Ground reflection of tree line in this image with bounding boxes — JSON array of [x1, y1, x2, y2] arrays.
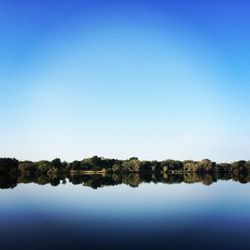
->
[[0, 157, 250, 189], [1, 171, 250, 190]]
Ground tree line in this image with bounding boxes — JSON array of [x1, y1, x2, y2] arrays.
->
[[0, 156, 250, 175]]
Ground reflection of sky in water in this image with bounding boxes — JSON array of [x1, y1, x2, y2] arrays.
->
[[1, 181, 250, 249]]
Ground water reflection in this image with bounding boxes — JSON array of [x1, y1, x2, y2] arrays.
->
[[1, 175, 250, 250], [1, 171, 250, 189]]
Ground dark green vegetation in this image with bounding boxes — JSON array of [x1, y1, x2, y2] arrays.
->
[[0, 157, 250, 189], [1, 156, 250, 174]]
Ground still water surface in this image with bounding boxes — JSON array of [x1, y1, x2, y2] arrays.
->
[[1, 180, 250, 250]]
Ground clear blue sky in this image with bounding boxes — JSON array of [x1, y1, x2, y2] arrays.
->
[[0, 0, 249, 162]]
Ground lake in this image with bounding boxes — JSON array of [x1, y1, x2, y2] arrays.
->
[[1, 179, 250, 250]]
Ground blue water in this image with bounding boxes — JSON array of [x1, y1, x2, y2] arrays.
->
[[1, 181, 250, 249]]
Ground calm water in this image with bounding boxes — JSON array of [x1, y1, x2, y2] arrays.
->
[[1, 180, 250, 250]]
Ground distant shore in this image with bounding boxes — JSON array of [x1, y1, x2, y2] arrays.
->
[[1, 156, 250, 176]]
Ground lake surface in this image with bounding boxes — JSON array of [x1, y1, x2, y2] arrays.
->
[[1, 180, 250, 250]]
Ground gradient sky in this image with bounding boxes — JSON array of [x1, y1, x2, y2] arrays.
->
[[0, 0, 249, 162]]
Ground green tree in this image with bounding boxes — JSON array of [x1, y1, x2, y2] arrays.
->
[[0, 158, 18, 173], [232, 161, 247, 173], [51, 158, 63, 170]]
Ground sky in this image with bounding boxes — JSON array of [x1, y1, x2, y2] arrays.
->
[[0, 0, 249, 162]]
